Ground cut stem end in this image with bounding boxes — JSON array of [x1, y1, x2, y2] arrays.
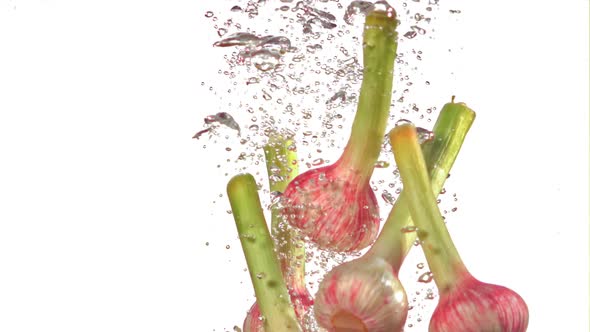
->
[[332, 311, 368, 332]]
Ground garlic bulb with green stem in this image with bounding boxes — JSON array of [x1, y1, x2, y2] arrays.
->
[[227, 174, 302, 332], [243, 134, 312, 332], [314, 100, 476, 332], [390, 122, 529, 332], [281, 4, 399, 253]]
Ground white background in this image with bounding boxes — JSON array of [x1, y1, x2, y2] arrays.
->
[[0, 0, 588, 331]]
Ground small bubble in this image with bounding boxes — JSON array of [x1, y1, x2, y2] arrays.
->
[[404, 30, 418, 39], [256, 272, 266, 279], [226, 245, 231, 249], [230, 6, 243, 12], [312, 158, 325, 166], [411, 25, 427, 35], [418, 271, 434, 283], [343, 1, 375, 25], [416, 127, 435, 144], [374, 160, 390, 168], [381, 190, 395, 204], [395, 118, 413, 126], [306, 44, 323, 54], [326, 90, 347, 105], [292, 54, 305, 62], [205, 11, 214, 17], [246, 77, 260, 85], [401, 225, 417, 233]]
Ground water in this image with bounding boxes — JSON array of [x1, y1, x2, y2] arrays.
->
[[418, 271, 434, 283], [200, 0, 455, 330], [344, 1, 375, 25], [416, 126, 435, 143], [192, 112, 241, 139], [213, 32, 261, 47]]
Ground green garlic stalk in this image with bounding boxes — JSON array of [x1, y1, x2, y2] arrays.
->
[[227, 174, 302, 332]]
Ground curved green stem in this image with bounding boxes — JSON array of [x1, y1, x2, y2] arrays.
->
[[339, 9, 398, 181], [227, 174, 302, 332], [367, 101, 476, 275], [390, 122, 472, 294], [263, 134, 306, 290]]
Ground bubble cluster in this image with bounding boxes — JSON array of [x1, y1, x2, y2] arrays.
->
[[199, 1, 465, 330]]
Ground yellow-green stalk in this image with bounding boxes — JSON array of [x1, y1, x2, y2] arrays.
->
[[367, 100, 476, 272], [281, 5, 398, 253], [390, 123, 528, 332], [313, 99, 476, 332], [227, 174, 302, 332], [243, 134, 312, 332]]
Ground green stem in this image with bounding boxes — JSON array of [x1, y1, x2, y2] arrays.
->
[[227, 174, 302, 332], [389, 123, 470, 294], [339, 9, 398, 181], [263, 134, 306, 290], [367, 101, 476, 275]]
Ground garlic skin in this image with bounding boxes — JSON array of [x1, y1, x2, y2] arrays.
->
[[243, 302, 264, 332], [429, 276, 529, 332], [314, 257, 408, 332], [243, 289, 313, 332], [281, 163, 380, 252], [280, 6, 399, 253]]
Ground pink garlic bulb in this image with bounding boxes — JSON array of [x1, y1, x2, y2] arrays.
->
[[429, 275, 529, 332], [282, 163, 380, 252], [243, 288, 313, 332], [280, 5, 399, 252], [314, 257, 407, 332], [390, 123, 529, 332]]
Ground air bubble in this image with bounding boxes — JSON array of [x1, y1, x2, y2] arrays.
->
[[418, 271, 434, 283], [404, 30, 418, 39], [381, 190, 395, 204], [401, 225, 417, 233], [395, 119, 413, 126], [374, 160, 390, 168], [411, 25, 427, 35], [416, 127, 434, 144], [217, 28, 227, 37], [343, 1, 375, 25], [312, 158, 325, 166]]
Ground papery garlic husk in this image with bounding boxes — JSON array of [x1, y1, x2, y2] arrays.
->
[[281, 163, 380, 253], [314, 257, 408, 332], [429, 275, 529, 332]]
